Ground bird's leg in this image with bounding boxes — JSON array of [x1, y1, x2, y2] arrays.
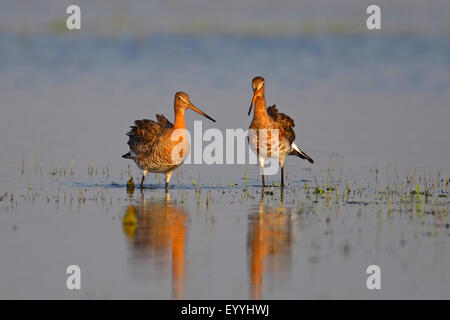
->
[[259, 156, 265, 188], [279, 157, 286, 188], [165, 170, 173, 191], [139, 170, 147, 189]]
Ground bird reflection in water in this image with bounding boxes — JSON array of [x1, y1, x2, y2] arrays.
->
[[248, 190, 293, 299], [122, 192, 187, 299]]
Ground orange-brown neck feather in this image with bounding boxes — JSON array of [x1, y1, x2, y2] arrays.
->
[[173, 108, 186, 129], [253, 94, 268, 120]]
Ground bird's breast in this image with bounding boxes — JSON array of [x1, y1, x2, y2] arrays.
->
[[248, 123, 287, 159], [166, 129, 190, 165]]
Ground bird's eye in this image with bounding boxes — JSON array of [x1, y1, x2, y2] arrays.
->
[[177, 96, 181, 100]]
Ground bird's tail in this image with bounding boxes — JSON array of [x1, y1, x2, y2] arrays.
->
[[122, 152, 132, 159], [290, 143, 314, 164]]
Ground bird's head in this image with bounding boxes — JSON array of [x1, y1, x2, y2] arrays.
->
[[174, 91, 215, 122], [248, 76, 265, 116]]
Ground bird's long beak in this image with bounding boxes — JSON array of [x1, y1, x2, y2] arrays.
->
[[188, 103, 216, 122], [248, 91, 257, 116]]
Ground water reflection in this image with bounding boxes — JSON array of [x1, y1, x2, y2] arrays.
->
[[122, 192, 187, 299], [248, 191, 294, 299]]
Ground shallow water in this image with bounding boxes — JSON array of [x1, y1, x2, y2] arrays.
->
[[0, 32, 449, 299]]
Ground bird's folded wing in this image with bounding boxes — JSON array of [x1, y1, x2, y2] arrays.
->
[[156, 114, 174, 129], [126, 117, 169, 155], [267, 105, 296, 145]]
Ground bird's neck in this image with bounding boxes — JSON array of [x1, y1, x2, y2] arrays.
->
[[253, 94, 268, 120], [173, 109, 186, 129]]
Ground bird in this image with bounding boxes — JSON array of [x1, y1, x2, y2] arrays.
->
[[248, 76, 314, 187], [122, 91, 215, 190]]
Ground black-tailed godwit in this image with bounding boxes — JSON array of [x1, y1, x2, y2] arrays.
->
[[122, 92, 215, 190], [248, 76, 314, 187]]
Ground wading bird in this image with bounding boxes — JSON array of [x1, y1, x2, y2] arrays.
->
[[248, 76, 314, 187], [122, 92, 215, 190]]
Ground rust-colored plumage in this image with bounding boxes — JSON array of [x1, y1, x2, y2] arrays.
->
[[122, 92, 215, 190], [248, 76, 314, 187]]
